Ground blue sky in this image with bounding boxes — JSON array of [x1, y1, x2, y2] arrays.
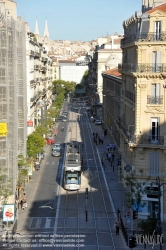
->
[[16, 0, 142, 41]]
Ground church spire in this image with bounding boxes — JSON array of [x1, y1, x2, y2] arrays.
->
[[34, 19, 39, 35], [44, 19, 49, 38]]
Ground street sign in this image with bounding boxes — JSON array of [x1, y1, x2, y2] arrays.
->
[[126, 216, 131, 223], [126, 211, 130, 217]]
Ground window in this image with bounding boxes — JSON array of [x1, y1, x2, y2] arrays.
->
[[151, 83, 160, 104], [151, 117, 159, 141], [149, 152, 159, 176], [154, 21, 161, 40], [152, 51, 161, 72]]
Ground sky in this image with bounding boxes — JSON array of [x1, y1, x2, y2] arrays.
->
[[16, 0, 142, 42]]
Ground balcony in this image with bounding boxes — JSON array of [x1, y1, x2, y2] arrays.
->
[[147, 95, 163, 105], [41, 57, 48, 62], [40, 66, 47, 72], [118, 63, 166, 74], [121, 32, 166, 46], [34, 64, 40, 70], [34, 52, 40, 58], [129, 135, 164, 146], [30, 96, 36, 103], [30, 80, 34, 85], [30, 50, 35, 56]]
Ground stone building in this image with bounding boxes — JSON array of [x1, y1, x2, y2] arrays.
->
[[88, 34, 123, 106], [102, 68, 122, 148], [118, 2, 166, 220]]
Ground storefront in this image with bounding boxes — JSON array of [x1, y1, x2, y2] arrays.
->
[[137, 185, 163, 221]]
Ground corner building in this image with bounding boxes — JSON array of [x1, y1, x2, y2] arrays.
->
[[119, 3, 166, 221]]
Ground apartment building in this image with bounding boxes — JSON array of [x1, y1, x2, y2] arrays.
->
[[26, 21, 53, 135], [0, 1, 27, 201], [102, 68, 122, 148], [118, 2, 166, 220], [88, 34, 123, 106]]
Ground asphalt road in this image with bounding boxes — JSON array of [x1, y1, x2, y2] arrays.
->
[[2, 100, 126, 250]]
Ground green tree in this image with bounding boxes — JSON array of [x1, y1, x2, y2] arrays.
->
[[138, 218, 157, 233], [0, 167, 12, 204], [17, 154, 31, 185], [81, 70, 89, 87], [27, 132, 45, 158], [124, 171, 146, 209], [122, 170, 148, 232], [52, 80, 76, 95]]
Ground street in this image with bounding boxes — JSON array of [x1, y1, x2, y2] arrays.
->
[[4, 100, 127, 250]]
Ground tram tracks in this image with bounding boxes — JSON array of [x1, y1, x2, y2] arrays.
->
[[81, 105, 116, 250]]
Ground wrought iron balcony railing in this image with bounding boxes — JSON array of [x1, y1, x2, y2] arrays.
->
[[129, 135, 164, 145], [34, 52, 40, 58], [118, 63, 166, 73], [147, 95, 163, 105], [121, 32, 166, 46], [30, 50, 35, 56]]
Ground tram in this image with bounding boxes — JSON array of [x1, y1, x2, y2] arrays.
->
[[63, 142, 81, 190]]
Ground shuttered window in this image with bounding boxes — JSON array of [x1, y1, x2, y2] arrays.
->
[[150, 152, 159, 176]]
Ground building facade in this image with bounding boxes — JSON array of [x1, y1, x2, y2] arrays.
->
[[102, 68, 122, 149], [88, 34, 123, 105], [26, 21, 53, 135], [0, 1, 27, 201], [118, 3, 166, 220]]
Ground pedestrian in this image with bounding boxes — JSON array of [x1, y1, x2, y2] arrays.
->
[[94, 137, 97, 145], [93, 135, 96, 143], [96, 132, 98, 138], [107, 144, 110, 152], [104, 129, 107, 137], [98, 137, 101, 144], [112, 153, 115, 162], [114, 221, 120, 235], [107, 152, 112, 162], [109, 144, 113, 151], [100, 135, 104, 144], [21, 193, 27, 210]]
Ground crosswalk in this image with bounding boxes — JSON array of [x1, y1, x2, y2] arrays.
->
[[28, 217, 55, 229]]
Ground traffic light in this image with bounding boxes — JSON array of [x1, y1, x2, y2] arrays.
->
[[129, 236, 137, 248], [133, 209, 138, 220]]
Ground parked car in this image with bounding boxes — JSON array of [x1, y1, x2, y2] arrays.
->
[[62, 117, 67, 122], [46, 138, 55, 144], [34, 161, 40, 171], [52, 148, 61, 157], [95, 120, 102, 125], [57, 116, 63, 121], [62, 112, 68, 117], [52, 143, 61, 150]]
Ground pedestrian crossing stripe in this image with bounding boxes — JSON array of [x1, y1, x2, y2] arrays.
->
[[28, 216, 116, 229], [28, 217, 55, 229]]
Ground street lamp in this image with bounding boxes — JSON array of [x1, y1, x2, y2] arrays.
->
[[151, 176, 166, 250]]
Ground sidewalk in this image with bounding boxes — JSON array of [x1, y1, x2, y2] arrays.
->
[[91, 121, 166, 249]]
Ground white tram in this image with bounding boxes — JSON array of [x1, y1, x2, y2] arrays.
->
[[63, 142, 81, 190]]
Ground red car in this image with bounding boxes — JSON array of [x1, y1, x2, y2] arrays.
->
[[46, 138, 55, 144]]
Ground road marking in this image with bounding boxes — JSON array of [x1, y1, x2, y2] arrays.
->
[[45, 218, 51, 228], [46, 162, 49, 165], [35, 218, 42, 228]]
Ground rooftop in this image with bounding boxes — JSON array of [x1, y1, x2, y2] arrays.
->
[[146, 3, 166, 13], [103, 67, 122, 78]]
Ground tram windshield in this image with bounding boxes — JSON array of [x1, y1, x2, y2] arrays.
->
[[65, 172, 81, 184]]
